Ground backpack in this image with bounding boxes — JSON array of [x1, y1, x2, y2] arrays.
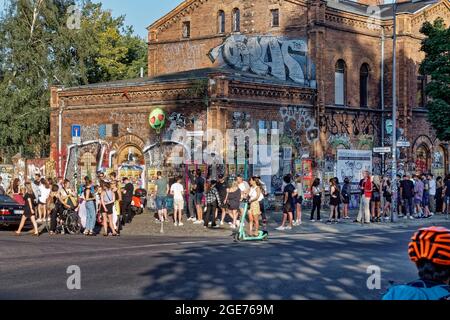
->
[[383, 280, 450, 300]]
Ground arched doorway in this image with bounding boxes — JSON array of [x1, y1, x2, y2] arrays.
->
[[415, 144, 430, 174]]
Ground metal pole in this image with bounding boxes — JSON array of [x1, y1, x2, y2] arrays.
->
[[391, 2, 398, 223], [381, 27, 385, 175]]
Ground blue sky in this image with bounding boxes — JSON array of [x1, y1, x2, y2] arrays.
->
[[0, 0, 185, 39], [92, 0, 184, 39]]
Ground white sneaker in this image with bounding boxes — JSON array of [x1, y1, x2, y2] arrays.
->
[[230, 225, 236, 229], [275, 226, 286, 231], [310, 219, 315, 222], [292, 221, 298, 226], [187, 217, 192, 221], [191, 218, 197, 222], [297, 221, 302, 225], [178, 222, 184, 226], [404, 216, 408, 219], [208, 222, 212, 226], [220, 221, 224, 226], [285, 226, 292, 230], [193, 220, 202, 224], [410, 216, 415, 220], [174, 222, 178, 226]]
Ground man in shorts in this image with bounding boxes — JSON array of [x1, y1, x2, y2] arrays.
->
[[154, 171, 169, 222], [170, 176, 185, 226]]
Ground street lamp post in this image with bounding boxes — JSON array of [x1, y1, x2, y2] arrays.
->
[[391, 1, 398, 223]]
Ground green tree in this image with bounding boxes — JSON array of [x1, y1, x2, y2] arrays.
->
[[0, 0, 147, 159], [419, 17, 450, 142]]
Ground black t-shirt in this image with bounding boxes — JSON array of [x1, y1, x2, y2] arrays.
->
[[123, 183, 134, 202], [400, 180, 414, 199], [445, 181, 450, 196], [195, 177, 205, 193], [284, 184, 296, 203], [216, 181, 227, 201], [23, 193, 35, 213]]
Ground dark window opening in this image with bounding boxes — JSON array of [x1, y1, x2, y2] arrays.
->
[[232, 8, 240, 32], [218, 10, 225, 33], [182, 21, 190, 38], [271, 9, 280, 27], [360, 63, 369, 108]]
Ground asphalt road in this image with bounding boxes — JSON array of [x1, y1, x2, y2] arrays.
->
[[1, 223, 449, 300]]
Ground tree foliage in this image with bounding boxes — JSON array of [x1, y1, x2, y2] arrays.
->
[[419, 17, 450, 142], [0, 0, 147, 158]]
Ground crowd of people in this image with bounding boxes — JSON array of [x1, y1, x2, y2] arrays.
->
[[3, 171, 139, 237], [2, 169, 450, 237]]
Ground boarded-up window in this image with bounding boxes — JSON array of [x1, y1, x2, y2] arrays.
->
[[182, 21, 190, 38]]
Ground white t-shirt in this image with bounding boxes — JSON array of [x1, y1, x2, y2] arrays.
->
[[38, 185, 50, 203], [249, 186, 264, 202], [295, 183, 304, 197], [170, 183, 184, 201], [238, 181, 250, 193], [429, 179, 436, 196]]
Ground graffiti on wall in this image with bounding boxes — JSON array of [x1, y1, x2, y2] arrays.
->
[[279, 107, 319, 149], [232, 112, 252, 130], [319, 111, 381, 137], [209, 35, 316, 87]]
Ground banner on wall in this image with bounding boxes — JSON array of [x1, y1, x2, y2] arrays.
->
[[337, 150, 372, 184]]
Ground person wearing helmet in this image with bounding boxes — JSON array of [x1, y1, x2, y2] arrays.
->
[[383, 226, 450, 300]]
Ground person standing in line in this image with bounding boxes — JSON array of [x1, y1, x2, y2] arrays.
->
[[341, 177, 351, 220], [216, 174, 228, 226], [37, 178, 51, 223], [193, 169, 205, 225], [356, 171, 372, 224], [395, 174, 403, 217], [427, 174, 436, 215], [203, 180, 222, 229], [186, 170, 197, 222], [254, 176, 268, 225], [327, 178, 340, 224], [111, 180, 122, 233], [15, 182, 39, 236], [382, 177, 392, 220], [400, 174, 415, 220], [222, 181, 241, 228], [154, 171, 169, 223], [435, 176, 444, 214], [333, 177, 342, 221], [83, 178, 96, 236], [443, 174, 450, 215], [421, 174, 431, 218], [355, 173, 366, 223], [170, 176, 185, 226], [294, 174, 304, 225], [121, 177, 134, 224], [101, 182, 118, 236], [276, 175, 295, 230], [310, 178, 322, 222], [413, 175, 425, 218], [371, 175, 382, 223]]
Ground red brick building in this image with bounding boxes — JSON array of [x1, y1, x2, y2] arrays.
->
[[50, 0, 450, 194]]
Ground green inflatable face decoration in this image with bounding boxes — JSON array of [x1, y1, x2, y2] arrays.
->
[[149, 108, 166, 133]]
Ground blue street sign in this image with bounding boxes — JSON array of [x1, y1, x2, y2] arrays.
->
[[72, 125, 81, 138]]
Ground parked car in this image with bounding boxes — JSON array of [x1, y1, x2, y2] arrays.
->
[[0, 195, 26, 228]]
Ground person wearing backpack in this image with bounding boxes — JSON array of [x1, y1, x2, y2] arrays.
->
[[383, 226, 450, 300]]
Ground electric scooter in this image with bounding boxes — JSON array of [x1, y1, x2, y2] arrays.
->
[[232, 200, 269, 242]]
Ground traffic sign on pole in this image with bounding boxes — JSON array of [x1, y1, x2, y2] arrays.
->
[[373, 147, 391, 154]]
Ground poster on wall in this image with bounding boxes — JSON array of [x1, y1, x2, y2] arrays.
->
[[337, 150, 372, 184], [301, 159, 313, 199], [0, 165, 14, 191]]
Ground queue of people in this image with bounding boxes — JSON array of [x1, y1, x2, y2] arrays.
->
[[9, 171, 140, 237]]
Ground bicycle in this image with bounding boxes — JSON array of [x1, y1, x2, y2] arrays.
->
[[45, 208, 82, 235]]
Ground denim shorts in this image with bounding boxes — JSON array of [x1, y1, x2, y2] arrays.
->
[[155, 196, 167, 210], [414, 198, 422, 206], [195, 193, 204, 206]]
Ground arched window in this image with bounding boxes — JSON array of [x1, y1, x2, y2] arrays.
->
[[335, 59, 346, 106], [232, 8, 240, 32], [218, 10, 225, 34], [360, 63, 369, 108]]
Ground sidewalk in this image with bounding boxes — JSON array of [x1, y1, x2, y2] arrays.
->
[[121, 209, 450, 237]]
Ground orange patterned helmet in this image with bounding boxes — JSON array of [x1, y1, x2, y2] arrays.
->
[[408, 227, 450, 266]]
